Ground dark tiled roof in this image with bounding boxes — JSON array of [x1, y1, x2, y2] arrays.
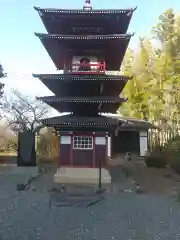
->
[[37, 96, 126, 104], [33, 73, 131, 81], [34, 6, 137, 15], [110, 116, 157, 129], [39, 114, 156, 130], [41, 115, 120, 128], [34, 33, 133, 40]]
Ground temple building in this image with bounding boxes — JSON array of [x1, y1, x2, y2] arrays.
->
[[33, 1, 141, 184]]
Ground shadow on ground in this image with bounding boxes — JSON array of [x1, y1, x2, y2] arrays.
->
[[0, 156, 17, 164]]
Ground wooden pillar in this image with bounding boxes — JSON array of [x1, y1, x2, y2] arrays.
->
[[105, 132, 108, 166], [57, 132, 60, 167], [93, 132, 96, 168], [94, 133, 106, 168], [60, 134, 71, 166], [70, 132, 73, 166]]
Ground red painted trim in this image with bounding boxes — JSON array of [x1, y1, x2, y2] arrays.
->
[[92, 135, 95, 168], [73, 132, 95, 136], [60, 132, 73, 136], [58, 136, 61, 168], [60, 165, 94, 168], [59, 135, 72, 167], [71, 71, 105, 75], [70, 63, 106, 75], [72, 63, 105, 67], [73, 132, 105, 136]]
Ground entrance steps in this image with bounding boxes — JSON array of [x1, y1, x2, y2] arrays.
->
[[54, 167, 111, 184]]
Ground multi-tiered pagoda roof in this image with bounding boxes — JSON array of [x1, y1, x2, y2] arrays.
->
[[34, 6, 135, 34], [34, 32, 133, 71], [33, 4, 136, 132]]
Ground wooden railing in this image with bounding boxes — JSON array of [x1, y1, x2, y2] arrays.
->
[[65, 63, 106, 74]]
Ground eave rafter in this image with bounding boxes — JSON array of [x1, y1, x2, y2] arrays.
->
[[36, 96, 126, 114], [32, 73, 132, 81], [41, 115, 121, 129], [34, 33, 134, 40], [36, 96, 127, 104], [34, 6, 137, 15]]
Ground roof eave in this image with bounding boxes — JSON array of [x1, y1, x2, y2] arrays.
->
[[36, 96, 127, 104], [34, 32, 134, 40], [32, 73, 132, 81], [34, 6, 137, 14], [39, 115, 120, 128]]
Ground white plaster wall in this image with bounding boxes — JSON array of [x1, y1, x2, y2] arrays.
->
[[108, 136, 111, 158], [139, 131, 148, 156], [95, 136, 106, 145], [60, 136, 71, 145]]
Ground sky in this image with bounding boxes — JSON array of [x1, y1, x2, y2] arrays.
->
[[0, 0, 180, 99]]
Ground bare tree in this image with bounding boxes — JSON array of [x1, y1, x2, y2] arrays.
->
[[3, 89, 50, 132]]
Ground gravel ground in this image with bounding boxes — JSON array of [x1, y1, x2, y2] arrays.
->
[[0, 172, 180, 240], [1, 173, 180, 239]]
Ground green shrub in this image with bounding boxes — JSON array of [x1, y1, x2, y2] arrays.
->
[[145, 146, 167, 168], [145, 155, 167, 168], [165, 135, 180, 174], [169, 152, 180, 174]]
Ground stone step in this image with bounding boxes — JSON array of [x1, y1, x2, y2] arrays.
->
[[54, 167, 111, 184], [50, 190, 104, 208]]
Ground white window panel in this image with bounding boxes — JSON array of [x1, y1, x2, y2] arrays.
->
[[73, 136, 93, 150], [140, 136, 148, 156], [95, 137, 106, 145], [140, 131, 147, 137], [60, 136, 71, 145]]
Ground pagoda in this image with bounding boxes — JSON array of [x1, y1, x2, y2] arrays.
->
[[33, 1, 136, 184]]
